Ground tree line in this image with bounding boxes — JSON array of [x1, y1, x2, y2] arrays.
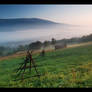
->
[[0, 34, 92, 57], [0, 38, 56, 57]]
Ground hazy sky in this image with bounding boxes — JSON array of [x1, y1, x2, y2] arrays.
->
[[1, 5, 92, 44], [0, 5, 92, 25]]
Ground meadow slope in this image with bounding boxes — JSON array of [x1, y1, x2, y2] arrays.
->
[[0, 42, 92, 88]]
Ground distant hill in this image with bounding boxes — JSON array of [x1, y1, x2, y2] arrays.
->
[[0, 18, 71, 32], [57, 34, 92, 45]]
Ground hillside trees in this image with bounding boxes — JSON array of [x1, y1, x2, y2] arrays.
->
[[51, 38, 56, 46], [43, 41, 51, 48], [29, 41, 42, 50]]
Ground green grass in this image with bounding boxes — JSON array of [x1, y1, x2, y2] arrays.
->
[[0, 43, 92, 88]]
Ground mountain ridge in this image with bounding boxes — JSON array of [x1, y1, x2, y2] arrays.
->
[[0, 18, 70, 26], [0, 18, 65, 32]]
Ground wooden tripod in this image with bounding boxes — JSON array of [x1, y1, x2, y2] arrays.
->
[[16, 50, 40, 81]]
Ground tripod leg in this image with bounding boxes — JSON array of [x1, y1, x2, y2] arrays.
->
[[21, 62, 27, 81], [16, 63, 25, 78], [31, 60, 40, 77], [16, 63, 24, 74], [29, 60, 32, 73]]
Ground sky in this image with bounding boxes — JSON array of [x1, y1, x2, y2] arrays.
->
[[1, 5, 92, 44], [0, 5, 92, 26]]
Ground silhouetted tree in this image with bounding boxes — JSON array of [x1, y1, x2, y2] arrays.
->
[[40, 49, 45, 57], [51, 38, 56, 46], [43, 41, 50, 48], [29, 41, 42, 50]]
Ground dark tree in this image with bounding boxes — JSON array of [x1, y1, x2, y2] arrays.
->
[[51, 38, 56, 46], [40, 50, 45, 57], [0, 46, 6, 52], [43, 41, 50, 48], [29, 41, 42, 50]]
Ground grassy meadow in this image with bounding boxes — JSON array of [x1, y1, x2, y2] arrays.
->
[[0, 42, 92, 88]]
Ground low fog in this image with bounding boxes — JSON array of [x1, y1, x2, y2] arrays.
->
[[0, 25, 92, 44]]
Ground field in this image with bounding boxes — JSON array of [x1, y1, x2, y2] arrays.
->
[[0, 42, 92, 88]]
